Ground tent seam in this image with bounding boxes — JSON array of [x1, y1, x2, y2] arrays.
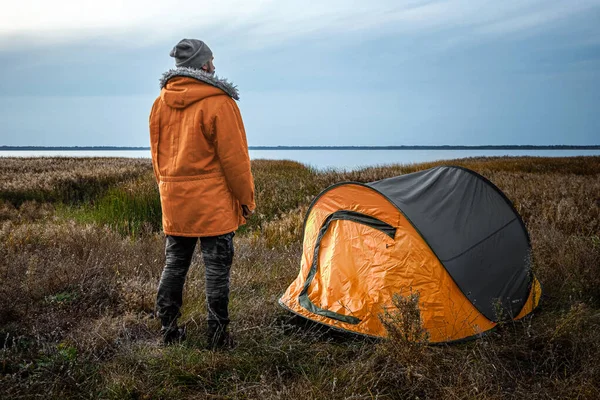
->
[[440, 217, 518, 262]]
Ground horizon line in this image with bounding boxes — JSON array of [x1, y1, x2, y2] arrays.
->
[[1, 145, 600, 150]]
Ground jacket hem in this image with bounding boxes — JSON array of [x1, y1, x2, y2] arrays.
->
[[163, 225, 239, 238]]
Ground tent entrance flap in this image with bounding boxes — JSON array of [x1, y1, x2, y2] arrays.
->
[[298, 210, 396, 325]]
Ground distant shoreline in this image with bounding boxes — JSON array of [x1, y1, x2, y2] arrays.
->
[[1, 145, 600, 151]]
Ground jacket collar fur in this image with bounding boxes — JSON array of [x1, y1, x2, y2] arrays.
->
[[159, 67, 240, 101]]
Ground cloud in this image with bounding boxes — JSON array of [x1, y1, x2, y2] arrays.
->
[[2, 0, 599, 50]]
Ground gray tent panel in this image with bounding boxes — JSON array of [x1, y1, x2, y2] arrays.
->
[[441, 219, 531, 319], [368, 166, 531, 321]]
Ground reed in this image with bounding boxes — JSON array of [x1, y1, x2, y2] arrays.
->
[[0, 157, 151, 205]]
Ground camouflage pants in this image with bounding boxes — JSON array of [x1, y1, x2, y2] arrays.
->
[[156, 232, 235, 329]]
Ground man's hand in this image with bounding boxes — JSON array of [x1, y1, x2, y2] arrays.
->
[[242, 205, 255, 219]]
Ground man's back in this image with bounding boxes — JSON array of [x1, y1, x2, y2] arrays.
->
[[149, 70, 254, 237]]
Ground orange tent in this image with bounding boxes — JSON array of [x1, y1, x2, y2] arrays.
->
[[279, 166, 541, 343]]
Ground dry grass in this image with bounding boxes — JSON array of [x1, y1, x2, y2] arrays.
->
[[0, 157, 151, 205], [1, 156, 599, 399]]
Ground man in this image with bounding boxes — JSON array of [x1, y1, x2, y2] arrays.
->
[[149, 38, 256, 348]]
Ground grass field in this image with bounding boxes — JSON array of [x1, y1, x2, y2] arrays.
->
[[1, 156, 599, 399]]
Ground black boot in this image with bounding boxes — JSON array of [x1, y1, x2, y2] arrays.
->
[[161, 321, 186, 345], [206, 322, 234, 350]]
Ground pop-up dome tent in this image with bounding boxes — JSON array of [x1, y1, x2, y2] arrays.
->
[[279, 166, 541, 343]]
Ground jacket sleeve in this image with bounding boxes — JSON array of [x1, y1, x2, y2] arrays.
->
[[149, 99, 160, 184], [213, 98, 256, 210]]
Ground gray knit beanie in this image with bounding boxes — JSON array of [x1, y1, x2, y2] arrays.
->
[[170, 39, 213, 70]]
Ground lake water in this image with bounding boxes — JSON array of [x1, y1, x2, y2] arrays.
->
[[1, 149, 599, 170]]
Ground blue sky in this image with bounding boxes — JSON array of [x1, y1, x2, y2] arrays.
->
[[0, 0, 599, 146]]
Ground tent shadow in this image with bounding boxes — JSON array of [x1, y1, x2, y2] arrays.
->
[[275, 314, 380, 345]]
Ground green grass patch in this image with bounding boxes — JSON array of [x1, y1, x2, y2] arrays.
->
[[58, 173, 162, 237]]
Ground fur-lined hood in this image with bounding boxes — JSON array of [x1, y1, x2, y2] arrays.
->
[[159, 67, 239, 101]]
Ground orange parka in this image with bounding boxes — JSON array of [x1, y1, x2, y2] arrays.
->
[[149, 68, 255, 237]]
